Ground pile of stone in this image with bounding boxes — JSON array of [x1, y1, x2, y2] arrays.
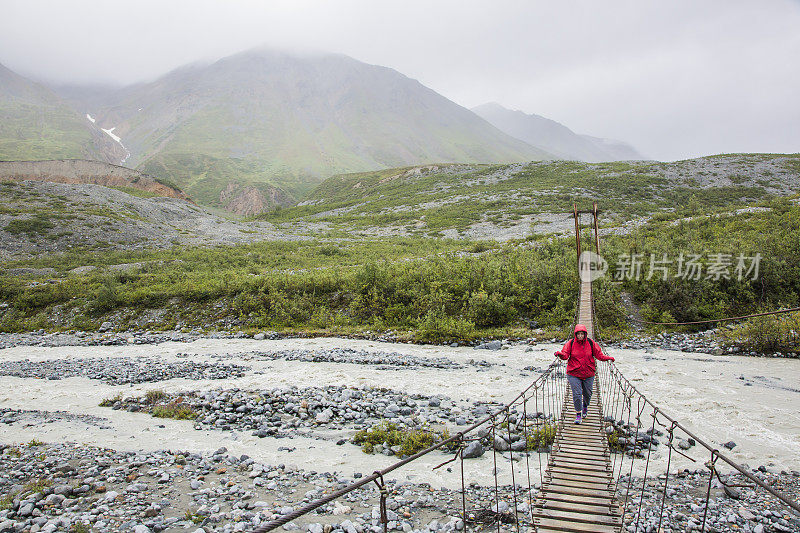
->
[[208, 348, 467, 370], [603, 416, 667, 456], [0, 357, 249, 385], [1, 441, 797, 533], [619, 468, 800, 532], [104, 386, 505, 443], [0, 408, 111, 429]]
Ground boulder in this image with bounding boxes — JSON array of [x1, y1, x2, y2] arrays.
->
[[462, 441, 485, 459]]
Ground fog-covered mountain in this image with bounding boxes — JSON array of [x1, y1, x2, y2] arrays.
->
[[0, 62, 124, 163], [472, 102, 644, 162], [60, 49, 553, 213]]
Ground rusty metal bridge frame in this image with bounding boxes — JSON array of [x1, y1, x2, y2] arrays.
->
[[255, 204, 800, 533]]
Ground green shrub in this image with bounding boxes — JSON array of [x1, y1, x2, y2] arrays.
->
[[184, 509, 205, 524], [352, 422, 451, 456], [4, 215, 54, 235], [88, 280, 121, 315], [718, 311, 800, 354], [21, 478, 52, 494], [416, 310, 476, 343], [152, 401, 197, 420], [607, 428, 626, 452], [145, 389, 167, 404], [0, 493, 12, 511], [526, 422, 557, 450], [466, 288, 515, 327], [99, 393, 122, 407]]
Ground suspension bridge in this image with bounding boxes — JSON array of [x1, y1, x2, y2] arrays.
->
[[255, 204, 800, 533]]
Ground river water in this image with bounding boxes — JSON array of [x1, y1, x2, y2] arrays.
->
[[0, 337, 797, 489]]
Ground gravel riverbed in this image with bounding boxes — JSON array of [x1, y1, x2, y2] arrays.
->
[[1, 335, 798, 532], [1, 442, 798, 533]]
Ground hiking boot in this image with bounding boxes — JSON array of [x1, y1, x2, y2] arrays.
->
[[582, 407, 588, 418], [574, 414, 582, 424]]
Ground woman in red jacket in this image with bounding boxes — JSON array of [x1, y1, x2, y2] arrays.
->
[[555, 324, 614, 424]]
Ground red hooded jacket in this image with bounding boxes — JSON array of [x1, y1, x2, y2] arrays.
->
[[555, 324, 614, 379]]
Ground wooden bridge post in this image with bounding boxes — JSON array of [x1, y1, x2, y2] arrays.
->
[[593, 202, 601, 256], [573, 204, 581, 268]]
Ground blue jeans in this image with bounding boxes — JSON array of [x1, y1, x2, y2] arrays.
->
[[567, 375, 594, 414]]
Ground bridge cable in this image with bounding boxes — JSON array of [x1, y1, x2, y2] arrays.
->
[[629, 305, 800, 326]]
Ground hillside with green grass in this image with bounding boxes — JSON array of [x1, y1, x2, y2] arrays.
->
[[1, 151, 798, 351], [0, 63, 122, 163], [1, 200, 798, 349], [259, 153, 800, 239]]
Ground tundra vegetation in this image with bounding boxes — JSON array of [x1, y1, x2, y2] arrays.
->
[[0, 158, 798, 353]]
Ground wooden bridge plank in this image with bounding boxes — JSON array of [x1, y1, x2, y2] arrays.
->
[[548, 461, 610, 473], [533, 517, 619, 533], [548, 467, 612, 480], [540, 485, 616, 500], [539, 499, 617, 515], [533, 507, 619, 526]]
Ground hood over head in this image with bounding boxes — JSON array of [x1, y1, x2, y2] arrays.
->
[[574, 324, 588, 337]]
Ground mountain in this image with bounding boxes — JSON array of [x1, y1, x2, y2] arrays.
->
[[71, 49, 553, 213], [0, 63, 123, 163], [471, 102, 645, 162]]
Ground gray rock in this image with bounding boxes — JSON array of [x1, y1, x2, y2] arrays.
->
[[6, 267, 56, 278], [18, 503, 34, 517], [490, 501, 509, 513], [52, 484, 73, 496], [475, 340, 502, 351], [340, 519, 358, 533], [493, 435, 510, 452], [315, 409, 333, 423], [738, 507, 755, 520], [510, 439, 527, 452], [462, 441, 485, 459], [724, 485, 741, 499]]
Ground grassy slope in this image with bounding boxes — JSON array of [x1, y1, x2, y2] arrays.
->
[[260, 154, 800, 235], [135, 99, 551, 208], [0, 101, 99, 161], [0, 63, 109, 162], [1, 153, 798, 347], [1, 202, 798, 345]]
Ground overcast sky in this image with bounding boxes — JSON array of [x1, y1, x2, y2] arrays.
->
[[2, 0, 799, 161]]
